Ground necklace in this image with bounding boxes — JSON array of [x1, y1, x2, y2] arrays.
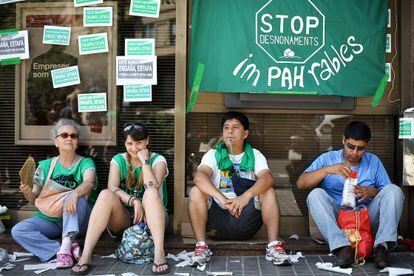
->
[[59, 154, 77, 169]]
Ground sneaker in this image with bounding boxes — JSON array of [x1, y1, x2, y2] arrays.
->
[[190, 241, 212, 267], [265, 240, 291, 266]]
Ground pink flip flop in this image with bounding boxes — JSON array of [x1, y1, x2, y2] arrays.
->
[[56, 252, 74, 269], [71, 243, 81, 262]]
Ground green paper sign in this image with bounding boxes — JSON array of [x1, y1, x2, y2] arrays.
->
[[51, 66, 80, 88], [129, 0, 160, 18], [78, 33, 108, 55], [74, 0, 103, 8], [124, 85, 152, 102], [78, 93, 107, 112], [189, 0, 387, 97], [84, 7, 113, 27], [399, 118, 414, 139], [125, 39, 155, 56], [43, 25, 71, 46]]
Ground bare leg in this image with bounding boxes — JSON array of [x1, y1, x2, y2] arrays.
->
[[188, 186, 209, 242], [259, 187, 280, 242], [142, 187, 167, 273], [72, 189, 129, 272]]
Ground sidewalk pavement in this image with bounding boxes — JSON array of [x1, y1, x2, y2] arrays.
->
[[2, 252, 414, 276]]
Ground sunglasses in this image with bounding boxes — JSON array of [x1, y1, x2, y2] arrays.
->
[[123, 123, 144, 132], [55, 132, 79, 139], [345, 142, 365, 152]]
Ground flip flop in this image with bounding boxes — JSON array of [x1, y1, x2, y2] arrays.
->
[[71, 243, 81, 262], [71, 263, 94, 275], [151, 262, 170, 275]]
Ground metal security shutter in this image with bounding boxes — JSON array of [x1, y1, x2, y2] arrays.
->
[[186, 113, 395, 217], [0, 1, 176, 212]]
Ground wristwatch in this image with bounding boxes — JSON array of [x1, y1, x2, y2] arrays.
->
[[143, 159, 150, 165]]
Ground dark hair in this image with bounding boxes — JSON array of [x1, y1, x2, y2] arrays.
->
[[344, 121, 371, 142], [122, 122, 149, 142], [122, 122, 149, 190], [221, 111, 249, 130]]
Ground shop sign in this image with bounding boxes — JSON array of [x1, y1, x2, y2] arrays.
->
[[78, 33, 108, 55], [399, 118, 414, 139], [0, 0, 24, 4], [189, 0, 388, 97], [125, 38, 154, 56], [83, 7, 113, 27], [124, 85, 152, 102], [74, 0, 103, 8], [116, 56, 157, 85], [78, 92, 107, 112], [0, 30, 29, 60], [51, 65, 80, 88], [43, 25, 71, 45], [129, 0, 160, 18]]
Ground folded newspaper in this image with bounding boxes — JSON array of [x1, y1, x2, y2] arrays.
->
[[19, 156, 35, 187]]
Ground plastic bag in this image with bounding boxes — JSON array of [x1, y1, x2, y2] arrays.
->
[[341, 170, 358, 208]]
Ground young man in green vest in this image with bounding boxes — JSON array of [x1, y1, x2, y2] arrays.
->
[[188, 111, 290, 266]]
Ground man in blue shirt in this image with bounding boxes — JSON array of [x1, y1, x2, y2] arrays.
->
[[297, 121, 404, 269]]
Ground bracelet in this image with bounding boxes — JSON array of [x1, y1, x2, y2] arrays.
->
[[130, 197, 138, 206], [128, 195, 137, 206]]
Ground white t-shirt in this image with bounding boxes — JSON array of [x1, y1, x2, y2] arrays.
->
[[198, 148, 269, 203]]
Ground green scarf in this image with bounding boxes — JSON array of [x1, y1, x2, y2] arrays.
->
[[215, 141, 255, 171]]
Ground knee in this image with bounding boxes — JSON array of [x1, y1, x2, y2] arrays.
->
[[306, 188, 326, 206], [259, 187, 275, 203], [189, 186, 205, 202], [381, 184, 404, 201], [11, 222, 27, 240], [97, 189, 117, 202], [143, 187, 160, 201]]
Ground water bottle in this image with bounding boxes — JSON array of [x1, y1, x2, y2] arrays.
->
[[341, 170, 358, 208]]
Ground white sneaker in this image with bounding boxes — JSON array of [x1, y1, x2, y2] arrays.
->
[[265, 240, 291, 266], [190, 241, 212, 266]]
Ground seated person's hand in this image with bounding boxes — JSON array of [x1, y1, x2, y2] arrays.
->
[[137, 149, 150, 163], [327, 163, 351, 178], [132, 198, 145, 225], [19, 181, 32, 194], [355, 186, 378, 201], [224, 194, 250, 218], [64, 191, 79, 215]]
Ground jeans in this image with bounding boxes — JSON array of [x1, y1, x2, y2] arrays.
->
[[11, 196, 91, 262], [307, 184, 404, 252]]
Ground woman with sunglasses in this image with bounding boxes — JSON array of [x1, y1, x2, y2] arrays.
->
[[12, 119, 97, 268], [72, 122, 169, 275]]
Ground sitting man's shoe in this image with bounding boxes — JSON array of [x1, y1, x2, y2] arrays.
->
[[333, 246, 354, 268], [265, 240, 291, 266], [190, 241, 212, 267], [373, 245, 389, 269]]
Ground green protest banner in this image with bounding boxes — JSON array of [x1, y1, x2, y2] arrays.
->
[[43, 26, 71, 46], [188, 0, 387, 97], [124, 85, 152, 102], [78, 33, 108, 55], [0, 30, 29, 61], [130, 0, 160, 18], [78, 92, 107, 112], [51, 66, 80, 88], [84, 7, 113, 27]]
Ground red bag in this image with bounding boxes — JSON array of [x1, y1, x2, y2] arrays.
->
[[337, 207, 374, 265]]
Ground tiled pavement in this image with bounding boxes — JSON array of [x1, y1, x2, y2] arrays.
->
[[2, 252, 414, 276]]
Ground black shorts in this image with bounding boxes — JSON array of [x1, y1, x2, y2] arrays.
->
[[206, 199, 263, 240]]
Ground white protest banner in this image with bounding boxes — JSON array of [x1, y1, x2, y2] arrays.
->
[[83, 7, 113, 27], [43, 25, 71, 45], [74, 0, 103, 8], [129, 0, 160, 18], [78, 32, 108, 55], [78, 92, 107, 112], [0, 30, 29, 60], [51, 65, 80, 88]]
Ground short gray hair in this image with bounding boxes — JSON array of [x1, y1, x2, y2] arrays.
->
[[51, 119, 81, 141]]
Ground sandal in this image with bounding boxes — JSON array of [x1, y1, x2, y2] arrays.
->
[[56, 252, 74, 269], [71, 263, 94, 275], [71, 243, 81, 262], [151, 262, 170, 275]]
